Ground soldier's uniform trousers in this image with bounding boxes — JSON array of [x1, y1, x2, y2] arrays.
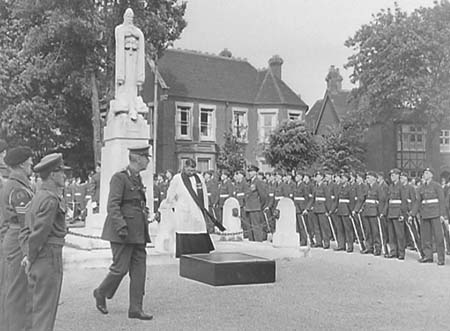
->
[[97, 243, 147, 313], [245, 211, 267, 242], [363, 216, 381, 253], [3, 226, 30, 331], [313, 213, 331, 248], [335, 215, 353, 250], [27, 243, 63, 331], [296, 213, 308, 246], [421, 217, 445, 264], [353, 214, 366, 250], [387, 217, 405, 258]]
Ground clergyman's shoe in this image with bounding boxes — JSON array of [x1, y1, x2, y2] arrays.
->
[[128, 311, 153, 320], [418, 257, 433, 263], [93, 289, 108, 315]]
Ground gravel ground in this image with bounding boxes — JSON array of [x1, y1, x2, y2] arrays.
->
[[56, 244, 450, 331]]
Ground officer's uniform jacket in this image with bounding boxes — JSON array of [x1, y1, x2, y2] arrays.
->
[[101, 168, 150, 244], [218, 179, 234, 207], [411, 180, 446, 219], [1, 170, 34, 230], [233, 179, 249, 207], [307, 182, 330, 214], [244, 177, 268, 212], [293, 181, 309, 213], [205, 178, 219, 208], [20, 180, 66, 265], [384, 181, 406, 219], [336, 182, 352, 216]]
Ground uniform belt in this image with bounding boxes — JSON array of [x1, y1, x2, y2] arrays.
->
[[122, 199, 145, 207], [389, 199, 401, 204], [407, 199, 412, 203], [294, 197, 305, 201], [331, 195, 335, 199], [316, 197, 326, 201], [74, 193, 82, 196], [236, 193, 245, 197], [269, 193, 274, 197], [423, 198, 438, 204], [207, 193, 211, 196], [219, 194, 229, 198], [275, 196, 283, 200], [153, 198, 159, 201], [339, 199, 350, 203], [365, 199, 378, 204]]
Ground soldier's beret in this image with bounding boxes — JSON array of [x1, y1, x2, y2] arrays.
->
[[33, 153, 70, 173], [389, 168, 401, 175], [128, 144, 151, 156], [366, 171, 377, 178], [0, 140, 8, 153], [247, 164, 259, 172], [4, 146, 32, 167], [423, 167, 435, 175]]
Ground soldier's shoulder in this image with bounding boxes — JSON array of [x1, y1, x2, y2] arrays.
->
[[9, 187, 33, 207]]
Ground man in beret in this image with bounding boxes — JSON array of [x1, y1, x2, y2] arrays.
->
[[410, 167, 446, 265], [94, 145, 153, 320], [19, 152, 69, 331], [245, 165, 269, 241], [1, 146, 34, 331]]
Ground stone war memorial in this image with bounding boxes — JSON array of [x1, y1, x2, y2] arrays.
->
[[67, 8, 153, 249]]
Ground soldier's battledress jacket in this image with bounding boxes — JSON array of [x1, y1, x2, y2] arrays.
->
[[293, 181, 310, 213], [218, 179, 234, 207], [400, 183, 416, 217], [336, 183, 352, 216], [101, 168, 150, 244], [307, 182, 330, 214], [411, 180, 446, 219], [20, 181, 66, 265], [205, 178, 219, 207], [233, 179, 249, 207], [358, 183, 384, 217], [1, 170, 34, 231], [327, 182, 339, 214], [353, 182, 367, 213], [244, 177, 268, 212], [384, 181, 406, 219]]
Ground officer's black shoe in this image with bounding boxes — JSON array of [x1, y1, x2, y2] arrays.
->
[[437, 261, 445, 266], [93, 289, 108, 315], [418, 257, 433, 263], [312, 243, 322, 248], [373, 251, 381, 256], [346, 248, 353, 253], [386, 254, 397, 259], [128, 311, 153, 320], [333, 247, 345, 251], [398, 256, 405, 260], [361, 249, 373, 254]]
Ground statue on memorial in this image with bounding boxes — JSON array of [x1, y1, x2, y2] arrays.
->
[[110, 8, 148, 122]]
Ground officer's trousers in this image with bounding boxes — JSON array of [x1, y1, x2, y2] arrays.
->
[[27, 244, 63, 331], [245, 211, 267, 242], [363, 216, 381, 253], [314, 213, 331, 248], [336, 215, 354, 250], [387, 218, 405, 258], [421, 217, 445, 264], [3, 227, 30, 331], [97, 243, 147, 313]]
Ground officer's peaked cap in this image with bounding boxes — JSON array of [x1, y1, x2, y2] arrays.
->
[[129, 144, 151, 156], [389, 168, 401, 175], [33, 153, 70, 173], [423, 167, 435, 175], [4, 146, 32, 167]]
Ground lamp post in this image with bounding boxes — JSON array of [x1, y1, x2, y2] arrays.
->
[[152, 53, 158, 172]]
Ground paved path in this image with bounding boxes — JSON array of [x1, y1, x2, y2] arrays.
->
[[57, 240, 450, 331]]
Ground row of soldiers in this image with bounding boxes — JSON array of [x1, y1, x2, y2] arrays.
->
[[154, 165, 448, 266]]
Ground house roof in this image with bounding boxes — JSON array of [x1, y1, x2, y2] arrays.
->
[[155, 48, 307, 108]]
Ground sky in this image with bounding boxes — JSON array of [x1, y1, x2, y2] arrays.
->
[[173, 0, 437, 107]]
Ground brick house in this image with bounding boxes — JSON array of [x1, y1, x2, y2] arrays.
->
[[306, 65, 450, 179], [142, 48, 308, 173]]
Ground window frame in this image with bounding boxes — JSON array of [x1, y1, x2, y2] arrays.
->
[[257, 108, 279, 143], [287, 109, 304, 122], [198, 104, 216, 142], [175, 102, 193, 140], [440, 129, 450, 153], [232, 107, 249, 143]]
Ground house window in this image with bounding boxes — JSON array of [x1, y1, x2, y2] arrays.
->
[[197, 158, 211, 173], [232, 108, 248, 142], [440, 130, 450, 153], [199, 105, 216, 141], [396, 124, 426, 177], [175, 102, 193, 140], [288, 110, 304, 122], [258, 109, 278, 143]]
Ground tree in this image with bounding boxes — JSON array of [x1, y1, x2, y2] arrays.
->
[[217, 131, 247, 173], [345, 1, 450, 165], [263, 120, 320, 171], [0, 0, 187, 173]]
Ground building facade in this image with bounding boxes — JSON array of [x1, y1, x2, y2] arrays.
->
[[143, 48, 308, 173]]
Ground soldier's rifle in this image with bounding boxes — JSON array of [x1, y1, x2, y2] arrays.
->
[[349, 214, 363, 251], [356, 212, 367, 242], [376, 216, 387, 255], [405, 216, 423, 258], [326, 213, 337, 244], [262, 208, 273, 242]]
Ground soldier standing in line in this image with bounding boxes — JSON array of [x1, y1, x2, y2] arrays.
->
[[204, 170, 219, 234], [384, 168, 406, 260], [335, 172, 354, 252], [244, 165, 268, 242], [233, 170, 248, 237], [1, 146, 34, 331], [217, 169, 234, 226], [19, 153, 70, 331], [351, 172, 367, 252], [293, 171, 308, 246], [326, 171, 339, 245], [93, 145, 153, 320], [377, 172, 389, 257], [0, 139, 9, 327], [411, 167, 446, 265]]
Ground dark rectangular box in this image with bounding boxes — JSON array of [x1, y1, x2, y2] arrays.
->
[[179, 252, 276, 286]]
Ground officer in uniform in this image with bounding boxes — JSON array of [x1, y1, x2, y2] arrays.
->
[[19, 153, 70, 331], [411, 167, 446, 265], [93, 145, 153, 319], [293, 171, 310, 246], [351, 172, 367, 252], [335, 172, 354, 252], [384, 168, 406, 259], [244, 165, 268, 242], [1, 146, 34, 331]]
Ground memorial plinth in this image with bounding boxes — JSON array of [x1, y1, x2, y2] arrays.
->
[[180, 252, 276, 286]]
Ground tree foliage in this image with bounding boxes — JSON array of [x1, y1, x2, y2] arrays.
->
[[0, 0, 187, 175], [217, 131, 247, 173], [345, 1, 450, 127], [263, 120, 320, 171]]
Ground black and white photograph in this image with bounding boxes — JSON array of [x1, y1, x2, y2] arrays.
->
[[1, 0, 450, 330]]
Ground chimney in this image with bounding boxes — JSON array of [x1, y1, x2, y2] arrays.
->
[[325, 65, 343, 94], [219, 48, 232, 58], [269, 55, 283, 80]]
